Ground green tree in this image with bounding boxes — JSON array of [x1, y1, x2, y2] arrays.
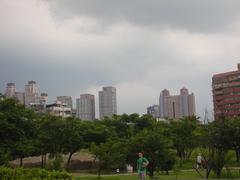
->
[[91, 139, 127, 179], [127, 122, 175, 179], [0, 99, 38, 166], [62, 117, 84, 169], [169, 116, 199, 160]]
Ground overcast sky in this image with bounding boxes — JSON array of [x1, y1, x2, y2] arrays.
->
[[1, 0, 240, 119]]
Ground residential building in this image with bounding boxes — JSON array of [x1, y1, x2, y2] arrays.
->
[[147, 105, 160, 118], [76, 94, 95, 120], [57, 96, 73, 109], [159, 88, 196, 119], [212, 63, 240, 119], [46, 100, 72, 118], [25, 81, 39, 106], [14, 92, 25, 104], [99, 86, 117, 119], [5, 83, 16, 98]]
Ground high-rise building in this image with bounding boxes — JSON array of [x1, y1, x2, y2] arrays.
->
[[147, 105, 160, 118], [25, 81, 38, 106], [5, 83, 16, 98], [76, 94, 95, 120], [212, 64, 240, 120], [15, 92, 25, 104], [159, 88, 196, 119], [99, 86, 117, 119], [5, 83, 25, 104], [57, 96, 73, 109], [159, 89, 170, 118]]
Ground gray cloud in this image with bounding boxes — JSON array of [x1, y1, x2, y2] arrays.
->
[[1, 0, 240, 119], [47, 0, 240, 33]]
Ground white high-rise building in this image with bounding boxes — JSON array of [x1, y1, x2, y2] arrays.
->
[[5, 83, 16, 98], [24, 81, 39, 106], [57, 96, 73, 109], [76, 94, 95, 120], [99, 86, 117, 119]]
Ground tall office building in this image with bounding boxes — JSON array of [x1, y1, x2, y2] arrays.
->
[[76, 94, 95, 120], [25, 81, 39, 106], [57, 96, 73, 109], [212, 64, 240, 119], [159, 88, 196, 119], [5, 83, 16, 98], [99, 86, 117, 119]]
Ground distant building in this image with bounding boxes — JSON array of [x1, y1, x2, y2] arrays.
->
[[15, 92, 25, 104], [212, 64, 240, 119], [5, 83, 25, 104], [39, 93, 48, 105], [159, 88, 196, 119], [46, 100, 72, 118], [57, 96, 73, 109], [76, 94, 95, 120], [25, 81, 39, 106], [147, 105, 160, 118], [5, 83, 16, 98], [99, 86, 117, 119]]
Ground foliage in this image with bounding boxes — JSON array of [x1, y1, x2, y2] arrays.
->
[[91, 139, 128, 179], [0, 166, 72, 180]]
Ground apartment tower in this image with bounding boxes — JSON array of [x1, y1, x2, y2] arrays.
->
[[99, 86, 117, 119], [159, 88, 196, 119], [212, 64, 240, 119], [76, 94, 95, 120]]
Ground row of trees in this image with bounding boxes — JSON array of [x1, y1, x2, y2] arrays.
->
[[0, 98, 240, 179]]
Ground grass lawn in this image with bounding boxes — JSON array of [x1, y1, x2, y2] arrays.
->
[[74, 169, 240, 180]]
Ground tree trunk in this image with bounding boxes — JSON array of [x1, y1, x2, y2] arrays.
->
[[66, 152, 74, 170], [216, 169, 221, 179], [235, 149, 240, 162], [148, 160, 155, 179], [20, 157, 23, 167], [98, 167, 101, 179], [41, 154, 47, 168]]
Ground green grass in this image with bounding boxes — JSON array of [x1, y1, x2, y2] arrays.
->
[[74, 169, 240, 180]]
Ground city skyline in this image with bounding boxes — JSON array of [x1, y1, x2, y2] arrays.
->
[[1, 0, 240, 120]]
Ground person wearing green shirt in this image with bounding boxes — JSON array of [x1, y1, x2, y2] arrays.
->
[[137, 152, 149, 180]]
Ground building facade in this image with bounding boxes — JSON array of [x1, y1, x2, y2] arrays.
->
[[147, 105, 160, 118], [76, 94, 95, 120], [5, 83, 16, 98], [46, 101, 72, 118], [57, 96, 73, 109], [99, 86, 117, 119], [25, 81, 39, 106], [159, 88, 196, 119], [212, 64, 240, 119]]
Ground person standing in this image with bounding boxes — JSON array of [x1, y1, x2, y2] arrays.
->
[[196, 153, 202, 169], [137, 152, 149, 180]]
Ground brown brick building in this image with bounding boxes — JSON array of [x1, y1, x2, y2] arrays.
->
[[212, 64, 240, 120]]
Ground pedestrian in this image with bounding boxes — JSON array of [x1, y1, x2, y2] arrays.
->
[[196, 153, 202, 169], [137, 152, 149, 180]]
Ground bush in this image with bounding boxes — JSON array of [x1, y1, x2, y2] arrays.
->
[[0, 166, 72, 180]]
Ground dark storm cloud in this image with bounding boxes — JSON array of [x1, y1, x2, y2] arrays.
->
[[47, 0, 240, 33]]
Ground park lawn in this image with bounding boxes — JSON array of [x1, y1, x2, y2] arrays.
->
[[74, 169, 240, 180]]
